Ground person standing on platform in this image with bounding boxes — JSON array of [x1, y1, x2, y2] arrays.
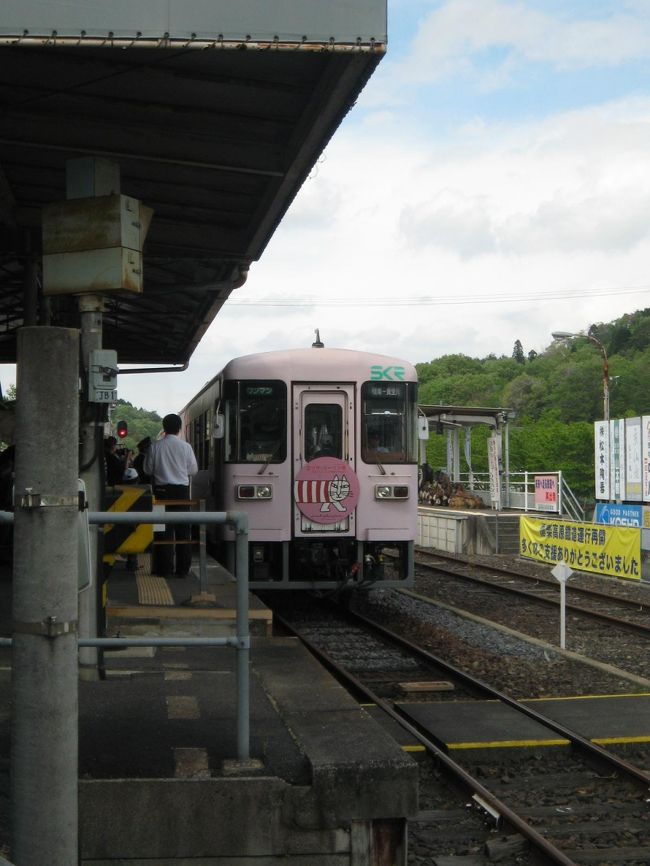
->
[[133, 436, 152, 484], [105, 436, 128, 486], [143, 414, 198, 578]]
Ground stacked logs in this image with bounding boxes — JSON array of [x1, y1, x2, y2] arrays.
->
[[419, 469, 484, 509]]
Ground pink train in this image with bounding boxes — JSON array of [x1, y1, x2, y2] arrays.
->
[[181, 345, 424, 590]]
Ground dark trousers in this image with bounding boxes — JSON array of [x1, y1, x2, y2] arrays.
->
[[153, 484, 192, 576]]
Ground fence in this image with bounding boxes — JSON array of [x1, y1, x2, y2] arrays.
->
[[457, 471, 585, 522]]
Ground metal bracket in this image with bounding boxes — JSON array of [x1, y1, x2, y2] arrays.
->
[[13, 617, 78, 638], [18, 488, 84, 510]]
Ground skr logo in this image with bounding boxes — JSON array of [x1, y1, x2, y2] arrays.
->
[[370, 365, 405, 381]]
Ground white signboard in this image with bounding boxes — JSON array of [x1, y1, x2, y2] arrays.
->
[[594, 421, 610, 501], [487, 434, 501, 507], [643, 416, 650, 503], [625, 417, 642, 501], [610, 419, 625, 502]]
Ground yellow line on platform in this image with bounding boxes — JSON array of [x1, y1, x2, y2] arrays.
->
[[524, 692, 650, 701], [107, 604, 272, 620], [592, 735, 650, 745], [447, 738, 569, 750]]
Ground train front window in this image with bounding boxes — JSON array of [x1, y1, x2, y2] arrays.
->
[[224, 380, 287, 463], [361, 381, 418, 463], [304, 404, 343, 461]]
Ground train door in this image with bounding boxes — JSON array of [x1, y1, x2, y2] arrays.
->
[[292, 385, 356, 537]]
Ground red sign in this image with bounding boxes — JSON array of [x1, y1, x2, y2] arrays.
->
[[294, 457, 360, 525], [534, 474, 558, 507]]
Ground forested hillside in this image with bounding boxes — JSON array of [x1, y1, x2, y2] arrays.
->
[[417, 307, 650, 502]]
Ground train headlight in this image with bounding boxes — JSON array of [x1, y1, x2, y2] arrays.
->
[[236, 484, 273, 500], [375, 484, 409, 500]]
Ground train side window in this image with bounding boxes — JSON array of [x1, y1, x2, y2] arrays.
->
[[223, 379, 287, 463], [304, 405, 342, 461], [361, 381, 418, 463]]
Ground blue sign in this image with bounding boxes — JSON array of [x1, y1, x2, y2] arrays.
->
[[594, 503, 643, 527]]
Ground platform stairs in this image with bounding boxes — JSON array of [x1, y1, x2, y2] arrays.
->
[[471, 513, 521, 555]]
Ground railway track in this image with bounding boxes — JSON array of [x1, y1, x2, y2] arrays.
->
[[409, 553, 650, 682], [269, 594, 650, 866], [414, 549, 650, 633]]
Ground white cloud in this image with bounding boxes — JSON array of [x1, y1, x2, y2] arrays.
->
[[399, 191, 496, 258], [389, 0, 650, 90], [113, 89, 650, 412]]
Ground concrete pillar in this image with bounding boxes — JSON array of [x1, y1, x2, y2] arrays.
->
[[11, 327, 79, 865]]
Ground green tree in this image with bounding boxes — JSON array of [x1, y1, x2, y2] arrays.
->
[[512, 339, 525, 364], [110, 400, 162, 450]]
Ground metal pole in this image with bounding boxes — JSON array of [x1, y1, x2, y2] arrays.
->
[[234, 512, 250, 762], [12, 327, 79, 866], [524, 471, 529, 512], [199, 498, 207, 595], [503, 414, 510, 508], [78, 295, 104, 678], [587, 334, 610, 425]]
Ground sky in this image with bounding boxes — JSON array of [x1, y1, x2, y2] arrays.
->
[[14, 0, 650, 414]]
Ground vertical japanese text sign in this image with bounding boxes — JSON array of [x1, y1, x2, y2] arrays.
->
[[594, 421, 610, 501]]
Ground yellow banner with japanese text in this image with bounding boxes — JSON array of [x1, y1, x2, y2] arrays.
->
[[519, 517, 641, 581]]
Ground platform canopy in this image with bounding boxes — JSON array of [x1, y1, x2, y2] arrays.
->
[[0, 1, 385, 364], [419, 405, 516, 431]]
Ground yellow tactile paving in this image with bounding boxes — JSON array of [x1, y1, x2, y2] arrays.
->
[[136, 574, 174, 606]]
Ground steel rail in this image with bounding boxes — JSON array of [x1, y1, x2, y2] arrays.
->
[[415, 555, 650, 639], [346, 605, 650, 792], [273, 609, 578, 866], [417, 549, 649, 610]]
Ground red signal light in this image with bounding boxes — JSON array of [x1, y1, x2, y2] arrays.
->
[[116, 421, 128, 439]]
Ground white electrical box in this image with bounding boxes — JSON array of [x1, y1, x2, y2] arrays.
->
[[89, 349, 118, 403]]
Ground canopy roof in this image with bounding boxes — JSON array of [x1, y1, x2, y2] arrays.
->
[[0, 2, 385, 364]]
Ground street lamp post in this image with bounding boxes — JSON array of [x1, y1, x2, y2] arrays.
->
[[551, 331, 610, 423]]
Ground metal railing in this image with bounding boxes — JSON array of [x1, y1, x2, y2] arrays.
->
[[457, 471, 585, 522], [0, 508, 251, 761]]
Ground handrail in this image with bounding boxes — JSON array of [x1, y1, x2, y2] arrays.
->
[[0, 509, 251, 763], [451, 471, 585, 521]]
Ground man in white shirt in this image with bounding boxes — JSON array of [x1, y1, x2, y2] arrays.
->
[[144, 413, 198, 578]]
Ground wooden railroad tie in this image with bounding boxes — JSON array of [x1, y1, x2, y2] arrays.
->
[[399, 681, 455, 694]]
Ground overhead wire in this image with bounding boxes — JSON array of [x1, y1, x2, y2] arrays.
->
[[225, 285, 650, 308]]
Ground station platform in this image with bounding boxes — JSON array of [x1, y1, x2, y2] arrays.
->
[[396, 694, 650, 755], [0, 559, 418, 864], [105, 553, 273, 637]]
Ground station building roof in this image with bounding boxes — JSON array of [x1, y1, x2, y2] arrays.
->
[[0, 1, 385, 365]]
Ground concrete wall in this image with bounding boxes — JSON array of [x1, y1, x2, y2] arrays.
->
[[417, 511, 466, 554], [417, 508, 520, 555]]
